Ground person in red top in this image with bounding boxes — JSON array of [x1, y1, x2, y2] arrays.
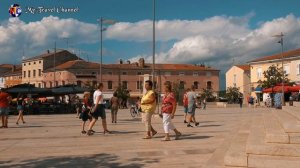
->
[[182, 88, 190, 123], [79, 92, 92, 134], [0, 88, 11, 128], [160, 81, 182, 141]]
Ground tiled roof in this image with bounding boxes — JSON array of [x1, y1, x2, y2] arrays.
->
[[2, 66, 22, 76], [0, 64, 21, 76], [249, 48, 300, 63], [22, 50, 79, 62], [235, 64, 250, 71], [46, 60, 219, 71]]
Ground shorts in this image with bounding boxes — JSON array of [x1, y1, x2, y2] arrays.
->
[[91, 104, 106, 120], [80, 111, 90, 121], [17, 105, 24, 111], [183, 106, 188, 113], [187, 104, 196, 115], [0, 107, 9, 116]]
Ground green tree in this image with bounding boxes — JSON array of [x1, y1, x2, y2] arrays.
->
[[115, 85, 129, 100], [200, 88, 215, 102], [171, 80, 185, 105], [226, 86, 241, 104], [258, 65, 290, 88]]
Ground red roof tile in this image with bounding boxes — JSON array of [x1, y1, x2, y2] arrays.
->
[[249, 48, 300, 63], [235, 64, 250, 71], [47, 60, 219, 72]]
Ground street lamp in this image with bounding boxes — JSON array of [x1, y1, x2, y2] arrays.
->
[[97, 17, 117, 83], [152, 0, 156, 86], [273, 32, 285, 106]]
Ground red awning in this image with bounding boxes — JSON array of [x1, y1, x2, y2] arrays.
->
[[289, 85, 300, 92], [263, 85, 290, 93]]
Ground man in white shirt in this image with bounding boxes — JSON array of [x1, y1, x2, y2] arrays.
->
[[87, 83, 111, 135]]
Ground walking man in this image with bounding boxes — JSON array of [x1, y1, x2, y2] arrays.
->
[[186, 85, 199, 127]]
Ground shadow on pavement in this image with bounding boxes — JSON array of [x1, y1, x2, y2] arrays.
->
[[199, 124, 222, 127], [0, 153, 147, 168]]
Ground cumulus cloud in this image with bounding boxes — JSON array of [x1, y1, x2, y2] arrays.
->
[[0, 16, 98, 63], [122, 14, 300, 71]]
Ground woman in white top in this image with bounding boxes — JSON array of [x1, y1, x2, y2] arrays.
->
[[87, 83, 111, 136]]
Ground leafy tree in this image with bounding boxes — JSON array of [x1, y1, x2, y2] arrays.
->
[[258, 65, 290, 88], [172, 80, 185, 104], [226, 86, 241, 104], [200, 88, 215, 102], [115, 85, 129, 100]]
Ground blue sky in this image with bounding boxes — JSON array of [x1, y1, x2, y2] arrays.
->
[[1, 0, 300, 89]]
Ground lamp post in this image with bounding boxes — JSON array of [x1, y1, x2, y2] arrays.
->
[[152, 0, 156, 87], [273, 32, 285, 106], [54, 41, 56, 87], [97, 18, 116, 83]]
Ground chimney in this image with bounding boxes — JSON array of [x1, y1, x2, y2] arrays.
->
[[127, 60, 131, 64], [11, 65, 16, 72], [47, 50, 50, 54], [138, 58, 145, 68], [119, 59, 123, 64]]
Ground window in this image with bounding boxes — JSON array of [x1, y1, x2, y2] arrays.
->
[[137, 72, 142, 75], [55, 81, 59, 87], [179, 72, 185, 76], [207, 81, 212, 89], [29, 63, 31, 65], [23, 71, 26, 78], [194, 81, 199, 89], [108, 81, 113, 90], [297, 64, 300, 75], [137, 81, 142, 90], [122, 71, 127, 75], [179, 81, 185, 89], [39, 61, 41, 64], [28, 70, 31, 78], [165, 72, 171, 76], [77, 81, 82, 87], [23, 63, 26, 66], [62, 81, 65, 86], [107, 72, 113, 75], [233, 74, 237, 87], [122, 81, 128, 89], [257, 68, 262, 78], [92, 72, 96, 75], [33, 70, 36, 77], [206, 72, 212, 77], [38, 69, 42, 76], [38, 83, 41, 88], [283, 65, 290, 75], [49, 82, 52, 88], [193, 72, 198, 76], [34, 62, 36, 64], [154, 81, 157, 89]]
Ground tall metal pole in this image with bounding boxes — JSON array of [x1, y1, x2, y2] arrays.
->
[[152, 0, 156, 86], [280, 32, 285, 106], [54, 41, 56, 87], [100, 17, 103, 83]]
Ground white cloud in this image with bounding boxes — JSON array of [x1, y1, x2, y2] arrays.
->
[[0, 16, 98, 63], [123, 14, 300, 72]]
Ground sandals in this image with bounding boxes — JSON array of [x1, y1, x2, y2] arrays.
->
[[175, 132, 182, 140], [103, 130, 112, 134], [161, 137, 171, 141], [142, 136, 152, 139], [81, 130, 87, 134], [87, 130, 94, 136]]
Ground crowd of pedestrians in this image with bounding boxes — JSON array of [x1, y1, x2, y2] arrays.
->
[[1, 80, 206, 142]]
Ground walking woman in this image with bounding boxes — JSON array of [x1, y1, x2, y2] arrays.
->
[[161, 81, 181, 141], [140, 80, 157, 139], [16, 94, 26, 125]]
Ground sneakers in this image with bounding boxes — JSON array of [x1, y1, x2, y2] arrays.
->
[[81, 130, 87, 134], [195, 122, 200, 126], [187, 124, 193, 127], [184, 120, 187, 123], [87, 130, 94, 136], [175, 132, 182, 140]]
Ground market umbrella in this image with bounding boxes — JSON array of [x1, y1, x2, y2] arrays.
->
[[5, 84, 51, 95], [51, 84, 91, 95]]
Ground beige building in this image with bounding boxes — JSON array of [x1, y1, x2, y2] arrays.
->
[[22, 50, 80, 88], [248, 48, 300, 98], [226, 65, 250, 102], [43, 58, 220, 96]]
